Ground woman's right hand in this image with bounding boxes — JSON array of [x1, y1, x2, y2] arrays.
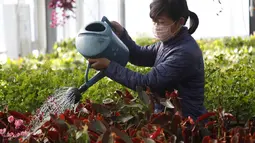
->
[[110, 21, 124, 38]]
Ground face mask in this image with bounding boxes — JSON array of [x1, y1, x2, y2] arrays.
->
[[152, 22, 181, 42]]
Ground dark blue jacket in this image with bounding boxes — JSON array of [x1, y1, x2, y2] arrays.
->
[[105, 27, 207, 120]]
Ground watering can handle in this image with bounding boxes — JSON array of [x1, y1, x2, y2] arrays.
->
[[84, 62, 105, 89], [101, 16, 115, 31], [85, 62, 91, 82]]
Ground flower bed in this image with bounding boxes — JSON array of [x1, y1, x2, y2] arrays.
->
[[0, 36, 255, 127], [0, 89, 254, 143]]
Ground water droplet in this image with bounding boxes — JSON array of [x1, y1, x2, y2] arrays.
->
[[28, 87, 76, 135]]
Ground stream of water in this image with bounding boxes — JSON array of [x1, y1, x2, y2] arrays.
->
[[27, 87, 77, 137]]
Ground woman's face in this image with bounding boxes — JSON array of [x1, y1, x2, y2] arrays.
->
[[153, 13, 182, 33], [152, 13, 184, 41]]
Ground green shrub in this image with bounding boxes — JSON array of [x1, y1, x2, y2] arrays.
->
[[204, 55, 255, 122], [0, 36, 255, 122]]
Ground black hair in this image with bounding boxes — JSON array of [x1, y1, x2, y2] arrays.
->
[[149, 0, 199, 34]]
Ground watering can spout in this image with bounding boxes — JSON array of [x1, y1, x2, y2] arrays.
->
[[78, 68, 105, 94], [71, 66, 105, 104], [78, 83, 88, 93]]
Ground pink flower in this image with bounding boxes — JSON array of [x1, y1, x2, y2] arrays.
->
[[7, 132, 14, 137], [8, 116, 14, 123], [20, 131, 28, 136], [14, 119, 23, 129], [14, 133, 20, 138], [0, 128, 6, 135]]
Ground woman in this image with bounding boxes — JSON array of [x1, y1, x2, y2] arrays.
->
[[88, 0, 207, 120]]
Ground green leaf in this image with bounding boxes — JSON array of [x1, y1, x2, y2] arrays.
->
[[9, 138, 20, 143], [171, 115, 182, 135], [136, 86, 150, 105], [101, 129, 111, 143], [121, 103, 143, 110], [151, 114, 172, 125], [117, 115, 134, 123], [88, 120, 107, 134], [143, 138, 156, 143], [160, 99, 174, 109], [91, 103, 111, 117]]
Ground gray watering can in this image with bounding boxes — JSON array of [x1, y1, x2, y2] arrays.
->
[[67, 16, 129, 103]]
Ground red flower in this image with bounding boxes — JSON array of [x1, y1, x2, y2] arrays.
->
[[196, 112, 216, 123], [83, 119, 89, 124], [132, 137, 142, 143], [149, 127, 162, 139], [47, 131, 60, 142], [125, 89, 134, 100], [165, 91, 178, 98], [59, 114, 65, 120], [115, 112, 121, 117], [0, 112, 4, 118], [64, 109, 70, 115], [205, 121, 217, 128], [202, 136, 211, 143]]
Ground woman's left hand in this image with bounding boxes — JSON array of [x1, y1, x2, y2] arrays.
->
[[88, 58, 111, 70]]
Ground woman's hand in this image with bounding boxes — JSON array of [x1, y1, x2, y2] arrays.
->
[[88, 58, 111, 70], [110, 21, 124, 37]]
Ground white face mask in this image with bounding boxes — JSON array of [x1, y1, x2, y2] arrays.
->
[[152, 22, 181, 42]]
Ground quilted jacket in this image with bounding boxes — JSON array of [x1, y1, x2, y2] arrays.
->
[[105, 26, 207, 120]]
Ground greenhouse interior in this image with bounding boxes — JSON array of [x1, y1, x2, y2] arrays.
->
[[0, 0, 255, 142]]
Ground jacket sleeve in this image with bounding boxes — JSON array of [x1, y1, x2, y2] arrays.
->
[[119, 29, 159, 67], [104, 49, 194, 91]]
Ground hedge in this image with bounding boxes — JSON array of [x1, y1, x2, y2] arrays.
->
[[0, 36, 255, 123]]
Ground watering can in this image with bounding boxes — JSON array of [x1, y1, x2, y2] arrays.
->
[[67, 16, 129, 103]]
